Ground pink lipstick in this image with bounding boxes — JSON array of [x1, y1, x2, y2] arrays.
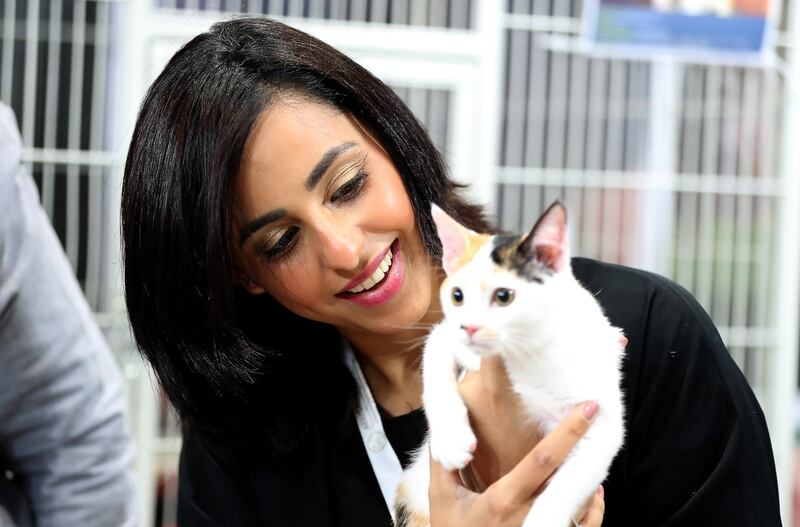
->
[[336, 239, 404, 307]]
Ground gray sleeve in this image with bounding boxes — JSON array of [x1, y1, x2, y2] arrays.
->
[[0, 104, 137, 527]]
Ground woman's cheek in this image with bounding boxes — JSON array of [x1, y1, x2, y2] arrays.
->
[[368, 176, 416, 231], [267, 264, 324, 315]]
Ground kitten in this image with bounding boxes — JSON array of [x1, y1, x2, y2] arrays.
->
[[394, 201, 625, 527]]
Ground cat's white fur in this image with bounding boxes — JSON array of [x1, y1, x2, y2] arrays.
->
[[395, 202, 625, 527]]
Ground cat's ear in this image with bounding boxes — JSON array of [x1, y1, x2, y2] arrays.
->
[[520, 201, 571, 273], [431, 204, 486, 276]]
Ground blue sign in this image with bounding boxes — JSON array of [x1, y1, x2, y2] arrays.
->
[[583, 0, 774, 61]]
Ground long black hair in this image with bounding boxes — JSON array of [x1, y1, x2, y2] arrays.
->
[[121, 17, 491, 462]]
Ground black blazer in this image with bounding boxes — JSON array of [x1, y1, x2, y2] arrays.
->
[[177, 258, 782, 526]]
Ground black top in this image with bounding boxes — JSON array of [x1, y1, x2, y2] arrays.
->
[[176, 258, 782, 526], [377, 406, 427, 470]]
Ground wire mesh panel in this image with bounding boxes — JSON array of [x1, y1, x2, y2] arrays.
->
[[495, 4, 797, 514], [495, 0, 785, 406], [669, 62, 781, 384], [391, 85, 451, 155], [0, 0, 118, 314], [153, 0, 475, 28]]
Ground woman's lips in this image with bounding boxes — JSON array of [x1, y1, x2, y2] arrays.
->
[[338, 242, 392, 294], [336, 239, 404, 307]]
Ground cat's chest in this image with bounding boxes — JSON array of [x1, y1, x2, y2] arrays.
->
[[503, 357, 587, 423]]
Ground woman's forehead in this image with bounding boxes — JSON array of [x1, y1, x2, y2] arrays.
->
[[236, 98, 365, 208], [241, 98, 356, 176]]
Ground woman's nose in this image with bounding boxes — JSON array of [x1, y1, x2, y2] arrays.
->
[[316, 219, 363, 271]]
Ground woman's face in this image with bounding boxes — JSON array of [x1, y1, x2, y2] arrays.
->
[[235, 97, 438, 338]]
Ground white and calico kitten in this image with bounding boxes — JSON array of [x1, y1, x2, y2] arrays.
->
[[394, 201, 625, 527]]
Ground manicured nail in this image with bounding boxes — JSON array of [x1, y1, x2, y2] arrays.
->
[[598, 484, 605, 498], [582, 401, 599, 421]]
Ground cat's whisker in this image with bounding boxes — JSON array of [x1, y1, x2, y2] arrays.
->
[[503, 336, 536, 356], [386, 320, 438, 330], [392, 336, 430, 348], [402, 344, 427, 367], [383, 323, 436, 333]]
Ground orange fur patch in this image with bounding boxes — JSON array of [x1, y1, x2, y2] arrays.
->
[[394, 483, 431, 527], [450, 231, 492, 273]]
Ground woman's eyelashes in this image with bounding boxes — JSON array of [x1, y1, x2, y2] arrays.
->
[[257, 169, 370, 262], [330, 169, 368, 203], [259, 226, 300, 261]]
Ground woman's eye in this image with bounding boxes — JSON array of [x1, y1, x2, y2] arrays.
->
[[260, 226, 299, 260], [331, 171, 367, 203], [493, 288, 515, 306], [451, 287, 464, 306]]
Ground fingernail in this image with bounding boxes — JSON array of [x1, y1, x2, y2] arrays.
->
[[598, 484, 605, 498], [582, 401, 599, 421]]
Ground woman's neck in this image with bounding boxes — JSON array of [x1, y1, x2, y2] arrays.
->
[[343, 270, 444, 416], [356, 344, 424, 416]]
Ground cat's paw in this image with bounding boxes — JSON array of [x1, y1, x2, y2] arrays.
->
[[454, 347, 481, 372], [429, 419, 477, 471]]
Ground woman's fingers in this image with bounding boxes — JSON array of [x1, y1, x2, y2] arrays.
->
[[577, 486, 606, 527], [429, 454, 533, 527], [489, 401, 599, 507], [429, 454, 487, 526], [429, 450, 459, 500], [429, 402, 600, 526], [429, 449, 479, 502]]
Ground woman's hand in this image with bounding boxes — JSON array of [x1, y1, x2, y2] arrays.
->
[[459, 338, 626, 486], [577, 485, 606, 526], [428, 401, 603, 526], [458, 356, 541, 486]]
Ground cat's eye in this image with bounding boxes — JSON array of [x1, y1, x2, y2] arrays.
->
[[493, 288, 515, 306], [451, 287, 464, 306]]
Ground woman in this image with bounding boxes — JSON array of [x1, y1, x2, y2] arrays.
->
[[121, 17, 781, 526]]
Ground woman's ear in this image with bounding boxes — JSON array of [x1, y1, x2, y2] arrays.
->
[[232, 261, 266, 295], [232, 247, 267, 295], [234, 271, 266, 295]]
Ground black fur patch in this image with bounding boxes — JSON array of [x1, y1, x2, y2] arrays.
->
[[490, 234, 519, 265], [491, 233, 551, 284]]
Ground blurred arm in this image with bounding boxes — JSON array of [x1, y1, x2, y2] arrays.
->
[[0, 104, 137, 527]]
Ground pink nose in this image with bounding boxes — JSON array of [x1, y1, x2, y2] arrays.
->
[[461, 325, 480, 338]]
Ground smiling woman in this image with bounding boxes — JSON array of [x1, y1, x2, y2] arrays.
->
[[119, 15, 508, 526], [235, 99, 437, 339], [121, 16, 780, 527], [123, 15, 488, 441]]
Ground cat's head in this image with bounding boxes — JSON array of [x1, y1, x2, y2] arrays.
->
[[432, 201, 572, 355]]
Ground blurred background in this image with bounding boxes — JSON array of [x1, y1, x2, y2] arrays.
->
[[0, 0, 797, 525]]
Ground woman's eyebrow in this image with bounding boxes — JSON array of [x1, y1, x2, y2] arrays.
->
[[305, 141, 356, 190], [239, 142, 357, 246], [239, 208, 286, 245]]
